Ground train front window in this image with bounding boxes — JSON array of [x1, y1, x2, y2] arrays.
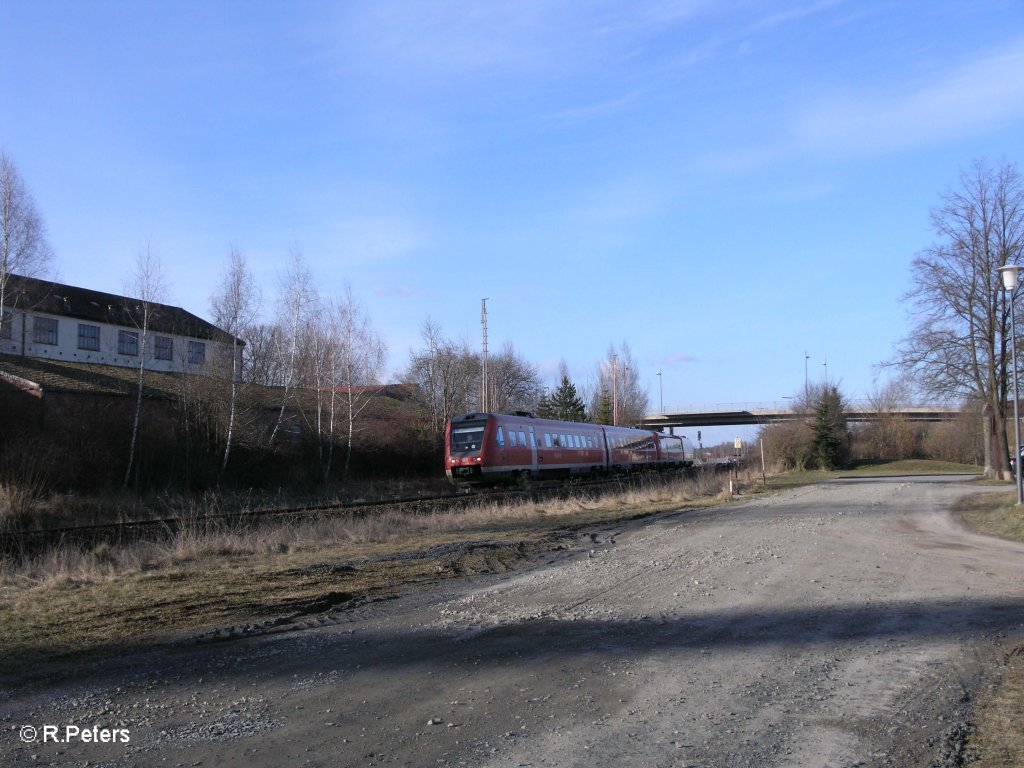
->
[[451, 425, 485, 453]]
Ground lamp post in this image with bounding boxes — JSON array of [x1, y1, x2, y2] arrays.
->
[[998, 264, 1023, 504], [657, 369, 663, 414]]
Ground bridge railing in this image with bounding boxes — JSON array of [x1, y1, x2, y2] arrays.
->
[[651, 400, 957, 415]]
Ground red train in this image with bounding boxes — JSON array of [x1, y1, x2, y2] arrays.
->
[[445, 412, 694, 486]]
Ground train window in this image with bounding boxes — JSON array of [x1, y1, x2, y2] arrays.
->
[[496, 426, 505, 446], [451, 425, 485, 453], [519, 431, 527, 446], [574, 435, 581, 448], [544, 433, 552, 448], [509, 430, 517, 447], [529, 432, 536, 448], [560, 434, 567, 448]]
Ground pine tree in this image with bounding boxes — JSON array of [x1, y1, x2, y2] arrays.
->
[[536, 391, 554, 419], [593, 389, 614, 425], [550, 375, 587, 422], [812, 383, 849, 469]]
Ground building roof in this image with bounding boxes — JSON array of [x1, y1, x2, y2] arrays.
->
[[1, 273, 236, 343]]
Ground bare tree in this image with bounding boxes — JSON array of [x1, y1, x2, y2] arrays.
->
[[856, 379, 921, 461], [591, 342, 649, 426], [242, 322, 286, 386], [267, 248, 317, 447], [123, 245, 167, 488], [0, 152, 53, 332], [334, 287, 387, 477], [299, 299, 339, 477], [210, 247, 260, 476], [403, 320, 478, 439], [892, 159, 1024, 478], [488, 343, 543, 413]]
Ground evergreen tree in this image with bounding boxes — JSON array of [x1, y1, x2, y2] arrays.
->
[[593, 388, 614, 425], [812, 383, 849, 469], [536, 391, 554, 419], [550, 375, 587, 422]]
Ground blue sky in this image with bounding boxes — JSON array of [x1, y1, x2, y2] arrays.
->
[[3, 1, 1024, 444]]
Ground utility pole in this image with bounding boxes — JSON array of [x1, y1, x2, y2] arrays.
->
[[804, 351, 809, 400], [480, 298, 489, 413], [611, 353, 618, 427]]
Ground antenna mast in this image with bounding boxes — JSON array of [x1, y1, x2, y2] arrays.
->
[[481, 298, 489, 413]]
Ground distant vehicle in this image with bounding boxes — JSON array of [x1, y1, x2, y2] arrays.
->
[[445, 412, 693, 486], [1010, 445, 1024, 474]]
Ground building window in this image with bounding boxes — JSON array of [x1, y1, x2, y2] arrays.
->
[[33, 316, 58, 345], [0, 311, 10, 340], [118, 330, 139, 356], [187, 340, 206, 365], [154, 335, 173, 361], [77, 323, 100, 351]]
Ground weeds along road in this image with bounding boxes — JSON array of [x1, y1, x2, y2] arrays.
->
[[5, 475, 1024, 767]]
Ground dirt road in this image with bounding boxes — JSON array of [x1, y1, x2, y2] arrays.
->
[[5, 475, 1024, 767]]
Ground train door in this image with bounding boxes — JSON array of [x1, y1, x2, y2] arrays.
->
[[528, 426, 539, 475]]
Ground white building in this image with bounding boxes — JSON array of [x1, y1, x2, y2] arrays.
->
[[0, 274, 240, 374]]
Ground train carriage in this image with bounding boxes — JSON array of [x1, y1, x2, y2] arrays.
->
[[446, 412, 693, 486]]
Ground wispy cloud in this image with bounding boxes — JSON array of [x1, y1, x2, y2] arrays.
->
[[316, 215, 427, 265], [547, 91, 641, 123], [794, 38, 1024, 156], [373, 283, 432, 300], [568, 175, 663, 223], [664, 352, 697, 365]]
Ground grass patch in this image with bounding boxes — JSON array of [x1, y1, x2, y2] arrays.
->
[[949, 491, 1024, 764], [842, 459, 981, 476], [0, 473, 727, 679], [968, 645, 1024, 766], [756, 460, 982, 493], [954, 490, 1024, 544]]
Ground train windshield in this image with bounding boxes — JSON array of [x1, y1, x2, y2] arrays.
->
[[451, 424, 486, 454]]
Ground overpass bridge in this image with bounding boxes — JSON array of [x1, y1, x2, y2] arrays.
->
[[639, 402, 960, 430]]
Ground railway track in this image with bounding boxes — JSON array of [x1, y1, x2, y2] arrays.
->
[[0, 471, 704, 559]]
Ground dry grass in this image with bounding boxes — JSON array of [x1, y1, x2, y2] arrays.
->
[[0, 473, 726, 676], [953, 492, 1024, 764], [967, 645, 1024, 766], [955, 490, 1024, 543]]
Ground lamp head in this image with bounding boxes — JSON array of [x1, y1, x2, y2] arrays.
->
[[998, 264, 1021, 292]]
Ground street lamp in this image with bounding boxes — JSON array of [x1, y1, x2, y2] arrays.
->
[[998, 264, 1023, 504], [657, 369, 663, 414]]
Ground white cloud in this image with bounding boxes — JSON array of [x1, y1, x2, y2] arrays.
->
[[794, 38, 1024, 156]]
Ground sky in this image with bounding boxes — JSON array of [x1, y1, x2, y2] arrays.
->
[[3, 0, 1024, 446]]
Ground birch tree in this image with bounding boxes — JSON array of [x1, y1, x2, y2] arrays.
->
[[123, 246, 167, 488], [0, 152, 53, 331], [210, 247, 260, 476], [334, 287, 386, 477], [267, 248, 316, 447]]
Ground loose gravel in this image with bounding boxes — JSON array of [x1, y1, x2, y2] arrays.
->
[[2, 475, 1023, 767]]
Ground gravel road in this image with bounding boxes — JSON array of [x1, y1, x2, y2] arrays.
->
[[5, 475, 1024, 767]]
